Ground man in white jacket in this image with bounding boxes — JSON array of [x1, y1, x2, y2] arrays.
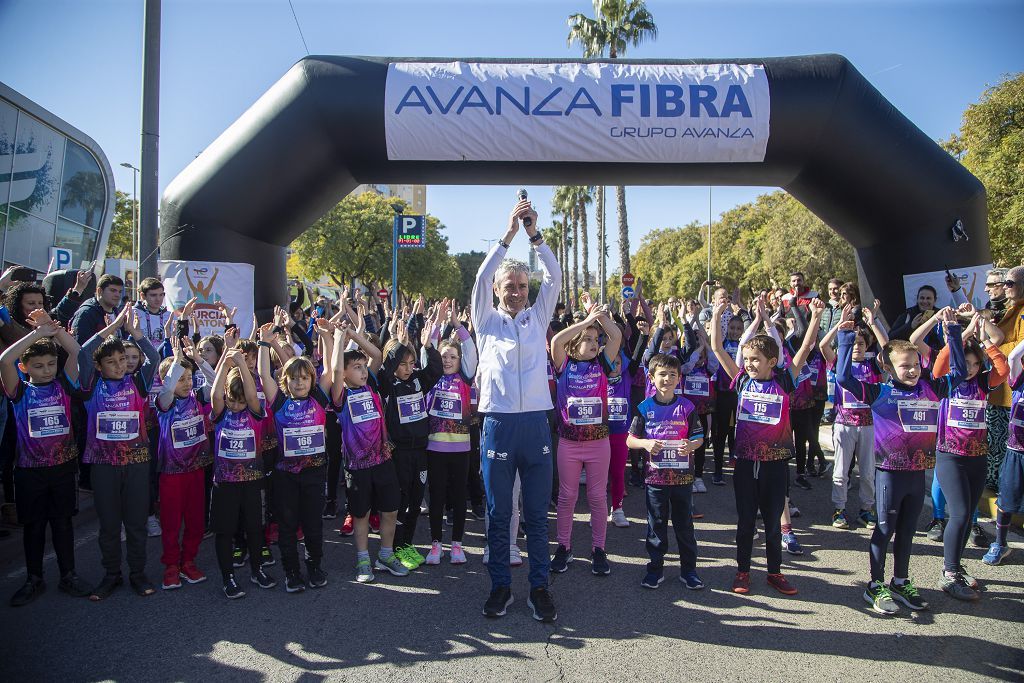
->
[[473, 198, 561, 623]]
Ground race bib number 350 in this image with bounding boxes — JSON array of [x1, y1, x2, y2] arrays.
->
[[567, 396, 603, 426]]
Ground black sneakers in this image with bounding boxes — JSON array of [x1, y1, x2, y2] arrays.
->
[[528, 587, 557, 623], [322, 499, 338, 520], [58, 571, 92, 598], [250, 569, 277, 589], [550, 544, 573, 573], [89, 573, 123, 601], [306, 563, 328, 588], [223, 574, 246, 599], [10, 575, 45, 607], [482, 586, 513, 618], [129, 572, 156, 597], [285, 572, 306, 593], [591, 548, 611, 576]]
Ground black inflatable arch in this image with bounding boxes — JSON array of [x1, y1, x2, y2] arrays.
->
[[160, 54, 987, 318]]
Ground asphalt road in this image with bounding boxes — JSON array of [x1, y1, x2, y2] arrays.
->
[[2, 431, 1022, 682]]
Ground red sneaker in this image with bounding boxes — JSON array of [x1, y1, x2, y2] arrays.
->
[[767, 573, 798, 595], [296, 526, 305, 542], [732, 571, 750, 594], [265, 522, 279, 545], [369, 513, 380, 534], [339, 514, 354, 537], [179, 562, 207, 584], [162, 565, 181, 590]]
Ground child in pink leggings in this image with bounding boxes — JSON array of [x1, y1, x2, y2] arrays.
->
[[548, 304, 622, 576], [607, 320, 650, 527]]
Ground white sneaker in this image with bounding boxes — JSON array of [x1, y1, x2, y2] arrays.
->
[[147, 515, 162, 537], [789, 505, 801, 518], [425, 541, 442, 565], [693, 478, 707, 494], [510, 545, 523, 567], [450, 542, 467, 564], [610, 508, 629, 528]]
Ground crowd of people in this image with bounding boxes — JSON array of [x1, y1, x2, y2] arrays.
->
[[0, 201, 1022, 624]]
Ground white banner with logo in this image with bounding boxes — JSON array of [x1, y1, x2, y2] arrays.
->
[[158, 260, 255, 339], [902, 264, 993, 310], [384, 62, 770, 163]]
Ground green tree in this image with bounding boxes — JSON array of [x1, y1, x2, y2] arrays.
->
[[105, 190, 136, 259], [568, 0, 658, 279], [942, 73, 1024, 266], [454, 250, 486, 306], [289, 191, 460, 301], [551, 186, 576, 304]]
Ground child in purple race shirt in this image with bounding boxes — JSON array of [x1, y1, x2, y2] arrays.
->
[[838, 307, 966, 616], [711, 299, 823, 598], [1, 310, 92, 606]]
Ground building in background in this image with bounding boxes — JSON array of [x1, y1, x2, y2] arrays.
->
[[0, 82, 114, 275], [352, 183, 427, 215]]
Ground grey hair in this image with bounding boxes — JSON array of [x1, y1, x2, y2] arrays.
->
[[1008, 265, 1024, 283], [494, 258, 530, 284], [986, 267, 1008, 279]]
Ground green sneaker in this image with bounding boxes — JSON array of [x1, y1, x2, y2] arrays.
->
[[889, 578, 928, 611], [858, 509, 878, 529], [355, 558, 375, 584], [832, 509, 851, 529], [406, 545, 426, 567], [863, 581, 899, 615], [395, 546, 419, 570], [375, 552, 410, 577]]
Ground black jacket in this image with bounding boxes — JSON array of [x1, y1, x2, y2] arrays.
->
[[378, 344, 443, 449]]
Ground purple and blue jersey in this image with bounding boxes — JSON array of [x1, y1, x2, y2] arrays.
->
[[11, 377, 78, 468]]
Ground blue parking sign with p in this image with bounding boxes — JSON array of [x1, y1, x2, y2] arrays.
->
[[395, 215, 426, 248], [49, 247, 73, 272]]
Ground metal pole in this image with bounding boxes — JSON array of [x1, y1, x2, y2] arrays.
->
[[132, 168, 138, 274], [138, 0, 161, 279], [391, 214, 399, 311], [707, 186, 712, 285]]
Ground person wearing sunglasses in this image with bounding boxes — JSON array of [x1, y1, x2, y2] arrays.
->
[[988, 265, 1024, 491], [983, 268, 1008, 321]]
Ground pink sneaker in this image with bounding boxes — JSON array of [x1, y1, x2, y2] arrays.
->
[[450, 542, 467, 564], [425, 541, 442, 565]]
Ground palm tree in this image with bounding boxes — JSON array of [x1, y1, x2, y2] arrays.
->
[[568, 0, 657, 283], [596, 185, 606, 302], [552, 186, 576, 306], [573, 185, 594, 292]]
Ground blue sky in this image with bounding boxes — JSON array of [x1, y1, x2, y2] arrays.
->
[[2, 0, 1021, 268]]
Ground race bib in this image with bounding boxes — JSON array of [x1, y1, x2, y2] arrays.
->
[[684, 373, 710, 397], [650, 440, 691, 470], [840, 387, 869, 410], [171, 414, 206, 448], [27, 405, 70, 438], [897, 399, 939, 433], [947, 398, 986, 430], [96, 410, 140, 442], [608, 397, 629, 423], [567, 396, 603, 426], [282, 424, 325, 457], [1011, 402, 1024, 429], [147, 384, 160, 409], [348, 393, 380, 424], [256, 390, 266, 413], [738, 391, 783, 425], [397, 392, 427, 424], [796, 363, 820, 385], [219, 427, 257, 459], [428, 390, 462, 420]]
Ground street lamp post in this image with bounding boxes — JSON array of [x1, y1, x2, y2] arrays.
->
[[390, 202, 404, 311], [120, 162, 140, 277]]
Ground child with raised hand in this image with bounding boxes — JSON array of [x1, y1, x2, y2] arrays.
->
[[378, 300, 445, 570], [332, 322, 408, 583], [710, 314, 745, 484], [683, 319, 716, 495], [549, 304, 622, 576], [642, 303, 696, 399], [210, 347, 275, 599], [608, 315, 650, 527], [154, 334, 213, 591], [837, 307, 966, 616], [819, 304, 888, 531], [257, 318, 334, 593], [424, 301, 478, 565], [985, 333, 1024, 567], [78, 305, 161, 600], [710, 298, 823, 597], [1, 310, 92, 606], [927, 307, 1007, 600], [627, 352, 705, 590]]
